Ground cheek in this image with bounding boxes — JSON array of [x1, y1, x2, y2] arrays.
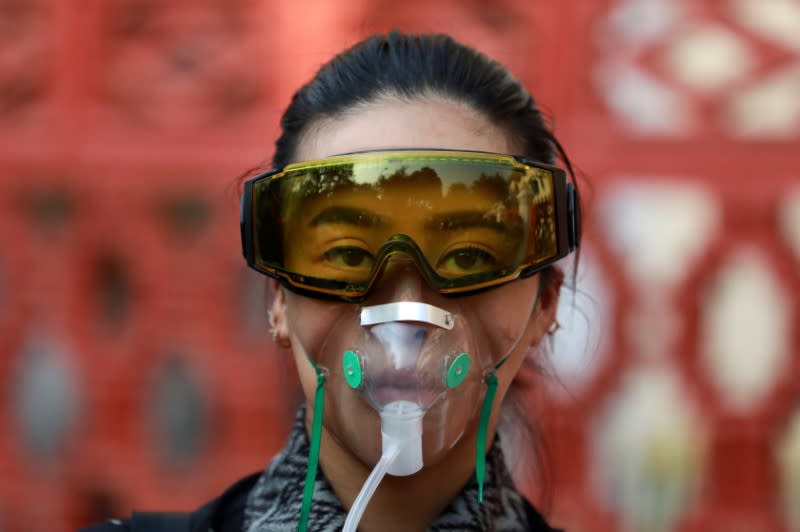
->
[[495, 341, 533, 397], [471, 277, 544, 421], [283, 291, 357, 383], [488, 326, 539, 434], [284, 293, 348, 404], [290, 338, 319, 403], [468, 275, 542, 363], [284, 292, 343, 350]]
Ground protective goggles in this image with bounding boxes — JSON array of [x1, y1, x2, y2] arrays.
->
[[241, 149, 580, 302]]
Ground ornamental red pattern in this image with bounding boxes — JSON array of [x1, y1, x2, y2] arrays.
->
[[0, 1, 798, 531]]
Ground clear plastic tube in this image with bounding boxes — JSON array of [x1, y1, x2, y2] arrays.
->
[[343, 400, 424, 532], [342, 443, 400, 532]]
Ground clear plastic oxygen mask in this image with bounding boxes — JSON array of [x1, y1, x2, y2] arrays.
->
[[341, 299, 474, 532], [281, 260, 544, 532]]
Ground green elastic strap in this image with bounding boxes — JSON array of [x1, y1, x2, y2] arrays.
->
[[475, 373, 498, 504], [473, 273, 546, 503], [298, 369, 326, 532]]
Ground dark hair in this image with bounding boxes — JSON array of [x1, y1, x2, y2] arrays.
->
[[273, 31, 575, 180], [266, 31, 579, 508]]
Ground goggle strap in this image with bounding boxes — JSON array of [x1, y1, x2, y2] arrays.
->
[[567, 182, 581, 251], [298, 369, 326, 532], [475, 373, 499, 504]]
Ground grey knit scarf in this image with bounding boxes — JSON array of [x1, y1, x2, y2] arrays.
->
[[242, 407, 532, 531]]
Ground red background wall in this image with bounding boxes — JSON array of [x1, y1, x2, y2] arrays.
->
[[1, 1, 799, 531]]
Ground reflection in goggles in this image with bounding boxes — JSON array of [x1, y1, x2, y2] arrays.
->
[[243, 150, 576, 301]]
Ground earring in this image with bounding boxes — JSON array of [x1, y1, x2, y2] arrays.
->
[[547, 320, 561, 336], [268, 311, 277, 341], [268, 310, 290, 348]]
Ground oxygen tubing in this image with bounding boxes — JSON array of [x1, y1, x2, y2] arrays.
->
[[343, 400, 424, 532], [342, 444, 400, 532]]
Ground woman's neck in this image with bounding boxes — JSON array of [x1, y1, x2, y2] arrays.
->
[[310, 418, 483, 532]]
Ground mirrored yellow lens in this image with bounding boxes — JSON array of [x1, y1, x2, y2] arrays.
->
[[251, 152, 560, 297]]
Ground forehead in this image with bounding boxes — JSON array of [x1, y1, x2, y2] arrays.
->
[[294, 96, 513, 161]]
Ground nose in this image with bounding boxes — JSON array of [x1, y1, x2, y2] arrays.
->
[[369, 255, 426, 303]]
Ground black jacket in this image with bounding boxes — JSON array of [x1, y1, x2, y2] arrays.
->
[[78, 472, 259, 532]]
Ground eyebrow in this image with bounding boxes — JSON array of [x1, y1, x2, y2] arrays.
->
[[425, 211, 511, 233], [310, 206, 384, 228]]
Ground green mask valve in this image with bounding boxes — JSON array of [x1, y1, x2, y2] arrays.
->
[[342, 350, 363, 389], [475, 373, 498, 503], [298, 368, 326, 532], [445, 352, 471, 388]]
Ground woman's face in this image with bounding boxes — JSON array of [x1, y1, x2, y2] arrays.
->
[[271, 95, 559, 467]]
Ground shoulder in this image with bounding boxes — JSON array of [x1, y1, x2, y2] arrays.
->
[[521, 497, 564, 532], [76, 519, 129, 531], [75, 472, 262, 532]]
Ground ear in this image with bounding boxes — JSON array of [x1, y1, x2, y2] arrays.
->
[[527, 268, 564, 347], [268, 281, 291, 348]]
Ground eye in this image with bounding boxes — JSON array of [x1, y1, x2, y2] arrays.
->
[[323, 246, 375, 269], [437, 247, 497, 276]]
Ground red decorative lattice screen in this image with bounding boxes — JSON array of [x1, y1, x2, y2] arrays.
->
[[1, 1, 798, 531]]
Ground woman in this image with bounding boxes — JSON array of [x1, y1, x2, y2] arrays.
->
[[82, 31, 580, 532]]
